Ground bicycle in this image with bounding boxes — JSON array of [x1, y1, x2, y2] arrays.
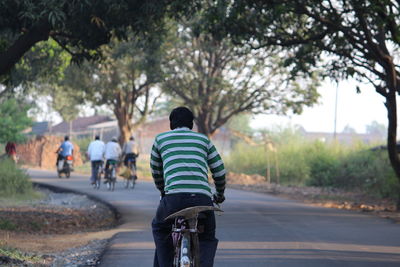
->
[[92, 160, 103, 190], [104, 160, 118, 191], [125, 158, 137, 189], [165, 205, 223, 267]]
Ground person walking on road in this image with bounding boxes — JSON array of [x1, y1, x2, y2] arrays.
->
[[86, 135, 105, 185], [150, 106, 226, 267]]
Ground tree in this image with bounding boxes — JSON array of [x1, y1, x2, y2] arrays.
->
[[1, 39, 71, 98], [342, 125, 357, 134], [0, 0, 195, 77], [62, 32, 164, 143], [206, 0, 400, 207], [0, 99, 32, 143], [163, 20, 320, 137], [366, 121, 387, 140], [4, 39, 85, 125]]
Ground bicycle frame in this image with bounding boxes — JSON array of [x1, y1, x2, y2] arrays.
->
[[105, 160, 118, 191]]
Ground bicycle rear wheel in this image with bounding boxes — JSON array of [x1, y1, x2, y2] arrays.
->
[[96, 166, 101, 189], [180, 233, 192, 267], [191, 233, 200, 267]]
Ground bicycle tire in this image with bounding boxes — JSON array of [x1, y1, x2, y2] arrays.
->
[[96, 164, 101, 189], [180, 232, 192, 267], [191, 232, 200, 267]]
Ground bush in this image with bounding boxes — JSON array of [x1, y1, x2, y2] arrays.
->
[[74, 137, 92, 157], [273, 142, 310, 185], [225, 143, 268, 178], [225, 129, 400, 200], [0, 159, 34, 197], [305, 142, 344, 187], [333, 150, 399, 198]]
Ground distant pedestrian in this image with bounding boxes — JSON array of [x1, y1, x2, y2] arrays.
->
[[5, 141, 17, 163]]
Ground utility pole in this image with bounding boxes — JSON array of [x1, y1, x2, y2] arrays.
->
[[333, 82, 339, 141]]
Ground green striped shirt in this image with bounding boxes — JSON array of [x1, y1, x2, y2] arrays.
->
[[150, 127, 226, 197]]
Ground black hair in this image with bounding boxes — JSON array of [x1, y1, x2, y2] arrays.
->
[[64, 136, 69, 141], [95, 135, 100, 140], [129, 136, 134, 140], [169, 106, 194, 130]]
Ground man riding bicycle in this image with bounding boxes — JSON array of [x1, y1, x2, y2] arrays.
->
[[104, 136, 122, 182], [122, 136, 139, 174], [150, 106, 226, 267], [86, 135, 105, 185]]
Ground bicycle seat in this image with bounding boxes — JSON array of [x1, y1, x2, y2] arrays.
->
[[165, 206, 223, 221]]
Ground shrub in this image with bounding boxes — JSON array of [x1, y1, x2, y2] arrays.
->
[[305, 142, 344, 187], [0, 158, 34, 197], [74, 137, 92, 157], [333, 150, 399, 198], [273, 142, 310, 185], [225, 143, 267, 178], [225, 129, 399, 200]]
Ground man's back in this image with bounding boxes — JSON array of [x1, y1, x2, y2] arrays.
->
[[123, 140, 139, 154], [105, 141, 121, 160], [60, 141, 73, 157], [87, 140, 105, 161], [151, 127, 225, 197]]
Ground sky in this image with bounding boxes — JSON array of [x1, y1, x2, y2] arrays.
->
[[251, 79, 389, 134], [34, 77, 391, 135]]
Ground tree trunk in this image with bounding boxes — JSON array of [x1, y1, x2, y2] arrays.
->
[[0, 22, 50, 75], [114, 101, 133, 146], [195, 112, 213, 137], [385, 90, 400, 210]]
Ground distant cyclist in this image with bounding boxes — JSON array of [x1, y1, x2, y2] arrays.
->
[[104, 136, 122, 181], [150, 106, 226, 267], [87, 135, 105, 185], [56, 136, 74, 167], [122, 136, 139, 174]]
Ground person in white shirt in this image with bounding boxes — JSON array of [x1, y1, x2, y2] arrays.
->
[[104, 136, 122, 176], [86, 135, 105, 184]]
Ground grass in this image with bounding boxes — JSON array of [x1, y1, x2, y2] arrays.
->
[[0, 245, 43, 264], [0, 219, 17, 231], [0, 159, 45, 204], [225, 128, 399, 200], [74, 161, 91, 175], [74, 157, 153, 180]]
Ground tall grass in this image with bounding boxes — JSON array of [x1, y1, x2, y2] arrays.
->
[[0, 159, 39, 202], [225, 130, 399, 199]]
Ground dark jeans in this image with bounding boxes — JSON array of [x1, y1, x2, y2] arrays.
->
[[152, 193, 218, 267], [90, 160, 103, 183], [56, 154, 64, 166], [124, 153, 137, 167]]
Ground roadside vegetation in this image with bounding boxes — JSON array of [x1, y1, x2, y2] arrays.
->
[[0, 159, 42, 204], [225, 127, 400, 201], [0, 243, 43, 266]]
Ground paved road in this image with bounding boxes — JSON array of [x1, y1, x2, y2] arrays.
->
[[29, 169, 400, 267]]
